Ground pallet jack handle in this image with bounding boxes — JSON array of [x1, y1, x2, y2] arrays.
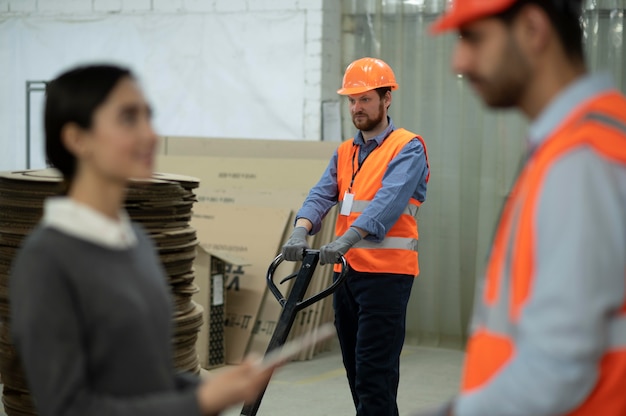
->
[[240, 249, 348, 416], [266, 249, 349, 310]]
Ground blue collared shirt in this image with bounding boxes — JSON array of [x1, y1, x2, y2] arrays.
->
[[296, 117, 429, 241]]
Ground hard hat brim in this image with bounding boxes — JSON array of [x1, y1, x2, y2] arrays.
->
[[337, 83, 399, 96], [430, 0, 518, 34], [430, 12, 464, 34]]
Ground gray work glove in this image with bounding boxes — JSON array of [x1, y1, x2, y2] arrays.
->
[[281, 226, 310, 261], [319, 227, 362, 265]]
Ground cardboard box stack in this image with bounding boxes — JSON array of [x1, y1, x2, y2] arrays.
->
[[0, 170, 62, 416], [157, 137, 341, 365], [0, 169, 203, 416]]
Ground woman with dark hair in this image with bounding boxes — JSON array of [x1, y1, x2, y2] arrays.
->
[[9, 64, 276, 416]]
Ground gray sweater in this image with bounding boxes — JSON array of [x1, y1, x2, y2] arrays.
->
[[10, 224, 202, 416]]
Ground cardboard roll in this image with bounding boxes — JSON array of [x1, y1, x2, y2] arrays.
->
[[0, 244, 19, 259], [173, 321, 203, 337], [0, 232, 26, 248], [156, 240, 198, 256], [172, 294, 196, 308], [0, 373, 29, 396], [162, 261, 194, 278], [126, 210, 193, 223], [0, 184, 59, 196], [158, 245, 196, 263], [126, 185, 187, 202], [0, 210, 43, 224], [151, 228, 197, 247], [151, 172, 200, 190], [172, 302, 203, 332], [0, 199, 45, 210], [172, 331, 199, 349], [172, 296, 195, 313], [172, 345, 197, 361], [0, 306, 9, 321], [0, 168, 196, 199], [172, 335, 199, 359], [173, 348, 198, 370], [173, 347, 200, 372], [172, 297, 195, 315], [125, 199, 194, 210], [132, 220, 191, 232], [2, 386, 36, 416], [175, 301, 196, 316], [168, 272, 195, 286], [126, 212, 192, 225], [0, 265, 8, 275], [0, 223, 35, 237], [127, 210, 194, 222], [0, 282, 9, 299], [0, 254, 17, 268], [171, 282, 199, 296], [0, 175, 63, 198], [0, 169, 62, 183], [160, 258, 196, 275], [0, 321, 12, 341], [0, 351, 30, 393]]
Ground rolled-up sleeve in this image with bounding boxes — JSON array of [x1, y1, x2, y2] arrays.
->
[[296, 151, 340, 235]]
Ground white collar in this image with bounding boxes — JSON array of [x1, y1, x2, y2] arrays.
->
[[43, 197, 137, 249]]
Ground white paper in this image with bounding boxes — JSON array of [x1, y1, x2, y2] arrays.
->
[[212, 274, 224, 306]]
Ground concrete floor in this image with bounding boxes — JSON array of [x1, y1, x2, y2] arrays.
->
[[223, 343, 464, 416], [0, 344, 463, 416]]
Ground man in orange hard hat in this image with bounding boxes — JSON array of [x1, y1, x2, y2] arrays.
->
[[282, 57, 430, 416], [415, 0, 626, 415]]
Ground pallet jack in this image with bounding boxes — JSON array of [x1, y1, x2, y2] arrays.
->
[[240, 249, 348, 416]]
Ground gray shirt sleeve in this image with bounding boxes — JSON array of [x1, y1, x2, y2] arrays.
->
[[455, 149, 626, 415], [10, 244, 202, 416]]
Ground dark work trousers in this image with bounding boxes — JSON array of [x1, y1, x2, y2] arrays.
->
[[333, 269, 414, 416]]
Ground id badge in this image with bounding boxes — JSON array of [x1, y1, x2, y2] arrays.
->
[[340, 191, 354, 216]]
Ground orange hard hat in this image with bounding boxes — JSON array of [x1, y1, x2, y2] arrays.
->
[[430, 0, 518, 33], [337, 57, 399, 95]]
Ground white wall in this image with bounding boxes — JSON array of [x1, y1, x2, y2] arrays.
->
[[0, 0, 341, 171]]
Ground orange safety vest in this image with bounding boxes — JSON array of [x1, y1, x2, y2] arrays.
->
[[461, 91, 626, 414], [334, 128, 430, 275]]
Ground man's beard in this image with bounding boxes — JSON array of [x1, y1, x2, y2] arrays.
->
[[352, 102, 385, 132], [467, 33, 530, 109]]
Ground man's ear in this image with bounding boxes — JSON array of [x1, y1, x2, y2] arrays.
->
[[61, 123, 89, 158], [385, 90, 392, 109], [518, 3, 552, 55]]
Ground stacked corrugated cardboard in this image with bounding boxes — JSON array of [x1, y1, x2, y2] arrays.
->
[[0, 169, 203, 416], [156, 137, 341, 365], [0, 170, 61, 416], [124, 172, 203, 374]]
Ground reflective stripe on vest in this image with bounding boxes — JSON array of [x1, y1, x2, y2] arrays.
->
[[336, 199, 420, 250], [585, 111, 626, 134], [338, 199, 420, 218], [462, 99, 626, 413], [352, 236, 418, 251]]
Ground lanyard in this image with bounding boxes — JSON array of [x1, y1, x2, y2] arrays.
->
[[349, 128, 393, 192], [349, 144, 372, 192]]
